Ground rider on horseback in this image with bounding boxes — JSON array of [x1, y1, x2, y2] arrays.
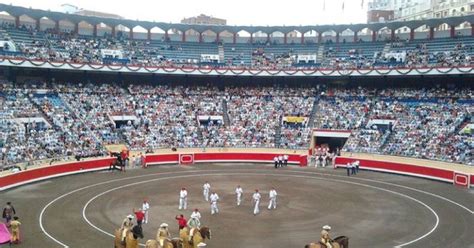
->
[[121, 215, 134, 243], [321, 225, 333, 248], [189, 209, 201, 228], [157, 223, 171, 247]]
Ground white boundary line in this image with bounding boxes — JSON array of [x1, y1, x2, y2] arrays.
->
[[38, 168, 474, 247], [81, 172, 440, 248]]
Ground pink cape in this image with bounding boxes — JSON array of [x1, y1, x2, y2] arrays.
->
[[0, 223, 11, 244]]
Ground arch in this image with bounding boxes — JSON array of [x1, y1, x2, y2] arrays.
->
[[394, 26, 411, 41], [321, 30, 337, 43], [58, 19, 75, 33], [96, 22, 112, 37], [184, 28, 200, 42], [0, 11, 15, 25], [287, 30, 303, 44], [412, 25, 430, 40], [150, 27, 166, 41], [270, 31, 285, 44], [251, 30, 268, 44], [201, 29, 217, 42], [434, 22, 451, 38], [218, 30, 234, 43], [115, 24, 131, 38], [132, 25, 148, 40], [78, 20, 94, 36], [18, 14, 36, 29], [236, 30, 251, 43], [454, 21, 471, 36], [376, 26, 391, 41], [39, 16, 56, 31], [167, 28, 182, 42], [356, 28, 373, 42], [340, 28, 355, 43]]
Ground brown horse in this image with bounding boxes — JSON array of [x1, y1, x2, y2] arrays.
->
[[189, 226, 211, 248], [179, 227, 193, 248], [304, 236, 349, 248], [145, 238, 183, 248]]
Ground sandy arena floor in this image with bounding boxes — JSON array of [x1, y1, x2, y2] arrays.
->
[[0, 163, 473, 248]]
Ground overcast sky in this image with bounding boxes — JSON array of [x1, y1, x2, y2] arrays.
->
[[0, 0, 368, 26]]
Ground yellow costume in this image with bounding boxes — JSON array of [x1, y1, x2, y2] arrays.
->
[[10, 220, 21, 243]]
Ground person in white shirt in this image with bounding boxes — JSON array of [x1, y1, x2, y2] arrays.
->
[[189, 208, 201, 228], [252, 189, 261, 215], [278, 155, 283, 167], [283, 154, 289, 166], [209, 192, 220, 215], [203, 181, 211, 202], [142, 199, 150, 224], [267, 187, 278, 210], [179, 187, 188, 210], [235, 185, 243, 206]]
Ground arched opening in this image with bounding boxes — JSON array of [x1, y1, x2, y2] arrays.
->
[[184, 28, 200, 42], [115, 24, 131, 38], [321, 30, 337, 43], [96, 22, 112, 37], [218, 30, 234, 43], [340, 29, 355, 43], [356, 28, 372, 42], [270, 31, 285, 44], [132, 25, 148, 40], [167, 28, 182, 42], [376, 27, 391, 41], [413, 25, 429, 40], [39, 17, 56, 31], [236, 30, 251, 43], [150, 27, 166, 41], [201, 29, 217, 43], [18, 14, 35, 29], [0, 11, 14, 26], [287, 30, 302, 44], [252, 30, 268, 44], [455, 21, 471, 36], [394, 26, 411, 41], [303, 30, 317, 44], [77, 21, 93, 36], [58, 19, 75, 33], [434, 23, 451, 38]]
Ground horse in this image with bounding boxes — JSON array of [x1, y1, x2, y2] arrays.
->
[[145, 238, 183, 248], [304, 236, 349, 248], [179, 227, 193, 248], [189, 226, 211, 248], [114, 225, 144, 248]]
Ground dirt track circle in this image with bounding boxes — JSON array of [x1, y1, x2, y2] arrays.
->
[[2, 164, 473, 248]]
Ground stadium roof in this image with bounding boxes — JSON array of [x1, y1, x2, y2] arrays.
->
[[1, 3, 473, 34]]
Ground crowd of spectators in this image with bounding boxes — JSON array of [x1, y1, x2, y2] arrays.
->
[[0, 82, 472, 169]]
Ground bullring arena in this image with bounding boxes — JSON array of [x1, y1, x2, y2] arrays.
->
[[0, 148, 473, 248], [1, 2, 474, 248]]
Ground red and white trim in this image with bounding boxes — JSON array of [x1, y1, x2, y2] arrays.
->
[[453, 172, 470, 188]]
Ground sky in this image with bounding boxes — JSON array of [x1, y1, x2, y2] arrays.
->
[[0, 0, 369, 26]]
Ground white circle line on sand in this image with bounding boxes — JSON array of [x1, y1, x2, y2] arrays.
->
[[39, 166, 471, 247], [81, 172, 439, 248]]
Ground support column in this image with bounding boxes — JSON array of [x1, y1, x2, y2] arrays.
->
[[250, 33, 253, 44], [429, 27, 434, 40], [165, 30, 169, 41], [318, 33, 322, 43], [267, 33, 270, 43], [216, 32, 220, 43], [129, 29, 134, 39], [55, 20, 59, 32], [391, 29, 395, 41], [233, 33, 237, 44], [15, 16, 20, 28], [147, 29, 151, 41], [372, 30, 377, 42], [354, 32, 358, 42], [410, 29, 415, 41], [36, 19, 40, 30], [472, 25, 474, 36], [93, 25, 97, 37], [450, 25, 456, 38], [199, 32, 203, 43], [74, 22, 79, 35], [182, 32, 186, 42], [284, 33, 287, 44], [336, 32, 340, 43], [111, 26, 116, 37], [301, 33, 305, 44]]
